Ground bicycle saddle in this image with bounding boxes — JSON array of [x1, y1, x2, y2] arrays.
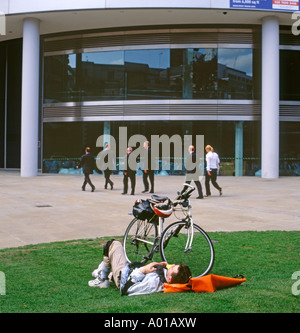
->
[[151, 195, 169, 202]]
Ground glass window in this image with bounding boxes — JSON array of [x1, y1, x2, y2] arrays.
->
[[280, 122, 300, 176], [44, 47, 255, 103], [6, 40, 22, 168], [0, 44, 5, 168], [243, 121, 261, 176], [280, 50, 300, 101], [218, 49, 253, 99], [124, 49, 174, 99], [81, 51, 125, 101], [43, 122, 104, 173], [44, 54, 77, 103], [123, 48, 218, 100], [191, 48, 218, 99]]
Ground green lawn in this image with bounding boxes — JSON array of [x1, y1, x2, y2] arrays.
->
[[0, 231, 299, 313]]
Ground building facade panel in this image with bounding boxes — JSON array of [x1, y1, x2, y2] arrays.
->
[[0, 3, 300, 177]]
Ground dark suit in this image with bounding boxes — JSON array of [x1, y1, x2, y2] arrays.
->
[[79, 152, 95, 191], [184, 151, 203, 198], [143, 148, 154, 193], [103, 149, 114, 189], [123, 152, 136, 195]]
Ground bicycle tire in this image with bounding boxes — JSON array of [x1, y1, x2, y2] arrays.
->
[[123, 217, 158, 264], [159, 221, 214, 278]]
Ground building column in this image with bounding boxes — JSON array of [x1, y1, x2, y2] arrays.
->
[[20, 18, 40, 177], [261, 16, 279, 179], [235, 121, 243, 176]]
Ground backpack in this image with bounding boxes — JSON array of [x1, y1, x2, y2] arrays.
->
[[132, 199, 155, 220]]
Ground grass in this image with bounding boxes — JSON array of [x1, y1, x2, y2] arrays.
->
[[0, 231, 299, 313]]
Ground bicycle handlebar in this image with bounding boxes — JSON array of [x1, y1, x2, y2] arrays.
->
[[173, 183, 195, 205], [148, 183, 195, 209]]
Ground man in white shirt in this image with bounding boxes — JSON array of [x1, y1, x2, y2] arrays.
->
[[205, 145, 222, 197], [88, 240, 191, 296]]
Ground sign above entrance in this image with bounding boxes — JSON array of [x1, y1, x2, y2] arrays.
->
[[230, 0, 300, 11]]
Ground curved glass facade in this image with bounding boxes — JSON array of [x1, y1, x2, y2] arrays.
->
[[42, 120, 261, 176], [44, 48, 254, 103], [39, 27, 300, 176]]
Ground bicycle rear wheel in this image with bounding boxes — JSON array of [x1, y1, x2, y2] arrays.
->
[[123, 217, 158, 264], [159, 221, 214, 278]]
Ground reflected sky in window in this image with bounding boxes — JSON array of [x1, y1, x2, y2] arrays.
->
[[218, 49, 253, 77], [125, 49, 170, 69], [68, 54, 76, 68], [82, 51, 125, 65]]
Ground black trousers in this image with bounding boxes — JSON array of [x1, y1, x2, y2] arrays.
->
[[123, 172, 136, 194], [82, 173, 95, 190], [184, 178, 203, 198], [104, 169, 113, 189], [205, 169, 221, 195], [143, 170, 154, 192]]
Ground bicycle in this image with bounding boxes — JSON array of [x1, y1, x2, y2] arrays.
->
[[123, 183, 214, 278]]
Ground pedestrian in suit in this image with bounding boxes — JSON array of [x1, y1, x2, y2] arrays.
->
[[102, 143, 114, 190], [183, 145, 204, 199], [205, 145, 222, 196], [77, 147, 96, 192], [142, 141, 154, 193], [122, 147, 136, 195]]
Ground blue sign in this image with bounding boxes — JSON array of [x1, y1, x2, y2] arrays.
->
[[230, 0, 299, 11]]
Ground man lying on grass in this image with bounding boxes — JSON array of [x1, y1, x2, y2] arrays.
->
[[88, 240, 191, 296]]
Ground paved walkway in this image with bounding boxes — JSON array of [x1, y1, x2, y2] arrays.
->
[[0, 171, 299, 249]]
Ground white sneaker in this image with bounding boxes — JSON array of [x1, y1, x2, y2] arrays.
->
[[91, 269, 98, 278], [91, 261, 105, 278], [88, 277, 109, 288]]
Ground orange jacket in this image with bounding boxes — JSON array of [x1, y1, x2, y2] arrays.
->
[[164, 274, 246, 293]]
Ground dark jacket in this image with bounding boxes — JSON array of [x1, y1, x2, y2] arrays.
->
[[124, 152, 136, 176], [79, 153, 95, 175], [143, 148, 153, 172], [185, 151, 198, 174]]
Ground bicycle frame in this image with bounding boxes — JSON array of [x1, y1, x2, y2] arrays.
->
[[155, 194, 195, 257], [173, 198, 194, 254], [124, 183, 214, 276], [126, 183, 197, 262]]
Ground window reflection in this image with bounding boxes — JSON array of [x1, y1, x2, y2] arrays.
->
[[44, 54, 77, 103], [191, 48, 218, 99], [218, 49, 253, 99], [125, 49, 173, 99], [44, 48, 254, 102], [81, 51, 125, 101]]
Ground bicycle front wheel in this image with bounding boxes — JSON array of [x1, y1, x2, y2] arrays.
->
[[123, 218, 158, 264], [159, 221, 214, 278]]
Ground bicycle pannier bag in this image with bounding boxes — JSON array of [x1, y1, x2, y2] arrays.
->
[[132, 199, 154, 220]]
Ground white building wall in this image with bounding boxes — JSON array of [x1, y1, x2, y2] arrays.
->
[[1, 0, 231, 14]]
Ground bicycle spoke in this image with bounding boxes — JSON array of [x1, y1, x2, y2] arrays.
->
[[160, 222, 214, 278], [123, 218, 158, 264]]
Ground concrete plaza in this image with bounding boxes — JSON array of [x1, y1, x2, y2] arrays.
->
[[0, 171, 299, 249]]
